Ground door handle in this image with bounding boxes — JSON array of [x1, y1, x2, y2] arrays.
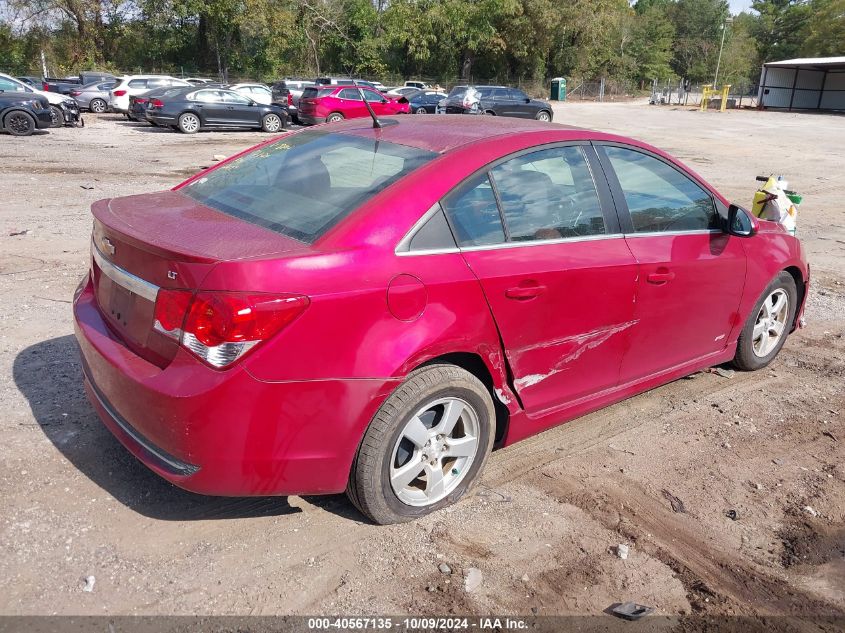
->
[[505, 283, 546, 300], [647, 270, 675, 284]]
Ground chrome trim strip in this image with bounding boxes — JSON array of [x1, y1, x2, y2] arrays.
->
[[460, 233, 625, 252], [91, 241, 159, 302], [623, 229, 723, 238], [81, 358, 199, 476], [397, 246, 461, 257]]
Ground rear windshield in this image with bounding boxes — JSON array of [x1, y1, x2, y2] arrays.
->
[[181, 131, 436, 243], [302, 87, 335, 99]]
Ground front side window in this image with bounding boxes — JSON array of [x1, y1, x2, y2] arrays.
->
[[490, 146, 606, 241], [441, 174, 505, 247], [604, 146, 718, 233], [0, 78, 24, 92], [181, 131, 435, 243], [363, 89, 383, 103]]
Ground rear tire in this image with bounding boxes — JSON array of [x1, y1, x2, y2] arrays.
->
[[177, 112, 201, 134], [261, 112, 283, 132], [415, 107, 427, 114], [732, 271, 797, 371], [49, 105, 63, 128], [536, 110, 552, 122], [326, 112, 344, 123], [4, 111, 36, 136], [89, 98, 107, 113], [347, 364, 495, 525]]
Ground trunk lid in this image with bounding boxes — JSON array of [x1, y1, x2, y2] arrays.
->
[[90, 190, 308, 366]]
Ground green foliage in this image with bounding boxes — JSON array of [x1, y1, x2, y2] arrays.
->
[[0, 0, 841, 88]]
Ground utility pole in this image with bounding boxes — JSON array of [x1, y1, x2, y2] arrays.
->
[[714, 16, 733, 86]]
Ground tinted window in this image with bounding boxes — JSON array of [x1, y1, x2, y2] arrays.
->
[[222, 91, 251, 104], [363, 89, 383, 102], [491, 146, 605, 241], [146, 78, 168, 88], [302, 87, 334, 99], [408, 206, 457, 251], [490, 88, 509, 99], [510, 89, 529, 101], [605, 146, 718, 233], [441, 174, 505, 247], [193, 90, 222, 102], [181, 131, 435, 243], [127, 79, 147, 88], [338, 88, 362, 100], [0, 78, 24, 92]]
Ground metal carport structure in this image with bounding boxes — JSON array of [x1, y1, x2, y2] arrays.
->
[[758, 57, 845, 111]]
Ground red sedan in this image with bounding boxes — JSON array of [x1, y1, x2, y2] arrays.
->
[[73, 116, 809, 524], [297, 85, 409, 125]]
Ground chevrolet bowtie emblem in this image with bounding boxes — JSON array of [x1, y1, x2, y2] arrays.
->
[[101, 237, 115, 255]]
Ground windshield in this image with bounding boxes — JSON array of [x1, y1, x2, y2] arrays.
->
[[181, 130, 436, 243]]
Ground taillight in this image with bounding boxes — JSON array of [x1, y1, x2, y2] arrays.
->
[[136, 97, 148, 104], [153, 290, 309, 368], [42, 83, 49, 91], [150, 98, 163, 108], [113, 90, 127, 97], [70, 90, 81, 97], [287, 93, 293, 107]]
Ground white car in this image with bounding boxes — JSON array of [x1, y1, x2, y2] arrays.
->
[[227, 83, 273, 105], [0, 72, 80, 127], [110, 75, 191, 113]]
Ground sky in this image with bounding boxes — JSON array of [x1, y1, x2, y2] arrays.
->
[[729, 0, 755, 14]]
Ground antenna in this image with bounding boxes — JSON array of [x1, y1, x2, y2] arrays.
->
[[355, 84, 382, 129]]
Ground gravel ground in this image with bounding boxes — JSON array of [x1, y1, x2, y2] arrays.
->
[[0, 105, 843, 620]]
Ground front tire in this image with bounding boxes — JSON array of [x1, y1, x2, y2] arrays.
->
[[347, 364, 495, 525], [89, 98, 107, 113], [415, 107, 427, 114], [177, 112, 201, 134], [48, 105, 63, 128], [4, 111, 36, 136], [536, 110, 552, 122], [261, 112, 283, 132], [733, 271, 797, 371]]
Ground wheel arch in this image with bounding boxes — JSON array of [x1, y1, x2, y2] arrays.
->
[[178, 108, 204, 125], [415, 351, 512, 445], [2, 107, 35, 127], [783, 265, 806, 330]]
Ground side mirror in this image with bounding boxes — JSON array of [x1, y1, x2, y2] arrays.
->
[[524, 97, 531, 103], [726, 204, 757, 237]]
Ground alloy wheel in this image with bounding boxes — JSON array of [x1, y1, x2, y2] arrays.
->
[[415, 107, 427, 114], [263, 114, 281, 132], [537, 111, 551, 122], [6, 112, 34, 135], [90, 99, 107, 113], [752, 288, 789, 357], [389, 397, 480, 507], [179, 113, 200, 133]]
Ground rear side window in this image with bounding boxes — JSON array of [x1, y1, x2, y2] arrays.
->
[[604, 146, 718, 233], [441, 174, 505, 247], [302, 87, 334, 99], [490, 146, 606, 240], [127, 79, 147, 88], [181, 131, 435, 243]]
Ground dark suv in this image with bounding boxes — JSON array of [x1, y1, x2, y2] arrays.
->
[[436, 85, 553, 121]]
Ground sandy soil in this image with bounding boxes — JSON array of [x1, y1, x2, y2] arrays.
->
[[0, 105, 843, 621]]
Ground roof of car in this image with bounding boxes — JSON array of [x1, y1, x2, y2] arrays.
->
[[328, 115, 575, 154]]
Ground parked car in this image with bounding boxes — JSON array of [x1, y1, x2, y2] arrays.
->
[[42, 72, 116, 95], [128, 86, 185, 122], [298, 85, 410, 124], [0, 73, 81, 127], [16, 76, 43, 88], [437, 85, 553, 121], [271, 80, 312, 119], [69, 80, 117, 113], [404, 80, 430, 90], [408, 89, 448, 114], [110, 76, 191, 114], [72, 115, 809, 525], [387, 86, 424, 97], [227, 83, 273, 105], [315, 76, 356, 86], [370, 81, 388, 93], [184, 78, 214, 85], [145, 86, 288, 133], [0, 92, 52, 135]]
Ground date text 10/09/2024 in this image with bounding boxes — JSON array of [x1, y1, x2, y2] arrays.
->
[[307, 617, 529, 630]]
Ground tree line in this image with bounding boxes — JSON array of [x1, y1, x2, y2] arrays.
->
[[1, 0, 843, 90]]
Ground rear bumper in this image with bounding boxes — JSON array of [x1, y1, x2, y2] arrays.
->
[[72, 274, 392, 496], [298, 113, 326, 125]]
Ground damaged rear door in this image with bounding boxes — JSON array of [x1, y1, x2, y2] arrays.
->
[[444, 144, 639, 415]]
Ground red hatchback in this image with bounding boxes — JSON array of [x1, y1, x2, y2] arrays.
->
[[73, 116, 808, 524], [297, 85, 410, 125]]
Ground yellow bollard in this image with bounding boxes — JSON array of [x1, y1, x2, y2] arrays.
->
[[720, 84, 731, 111], [700, 85, 712, 111]]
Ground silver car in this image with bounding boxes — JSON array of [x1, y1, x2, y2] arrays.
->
[[70, 80, 117, 112]]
